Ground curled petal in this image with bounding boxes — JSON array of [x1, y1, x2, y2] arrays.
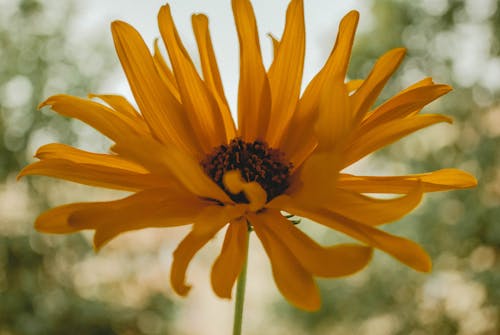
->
[[250, 212, 321, 311], [211, 218, 248, 298], [260, 210, 373, 277]]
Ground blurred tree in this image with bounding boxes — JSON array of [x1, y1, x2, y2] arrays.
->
[[277, 0, 499, 334], [0, 0, 177, 334]]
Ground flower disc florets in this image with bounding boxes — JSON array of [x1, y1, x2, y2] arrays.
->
[[201, 138, 293, 203]]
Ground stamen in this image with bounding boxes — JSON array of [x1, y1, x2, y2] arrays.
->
[[200, 138, 292, 203]]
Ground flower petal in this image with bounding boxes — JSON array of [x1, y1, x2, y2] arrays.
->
[[337, 169, 478, 194], [113, 134, 232, 203], [39, 95, 142, 144], [88, 93, 143, 120], [361, 84, 452, 131], [211, 218, 248, 298], [316, 79, 352, 152], [250, 213, 321, 311], [152, 38, 181, 101], [69, 189, 206, 250], [111, 20, 202, 157], [18, 159, 166, 192], [266, 0, 305, 146], [232, 0, 271, 141], [343, 114, 453, 167], [33, 143, 147, 172], [351, 48, 406, 121], [260, 210, 373, 277], [34, 203, 89, 234], [170, 205, 237, 296], [323, 185, 423, 226], [158, 6, 227, 151], [280, 11, 359, 167], [192, 14, 236, 140]]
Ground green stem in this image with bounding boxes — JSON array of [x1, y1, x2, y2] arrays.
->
[[232, 229, 250, 335]]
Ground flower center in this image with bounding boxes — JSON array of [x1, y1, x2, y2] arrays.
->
[[200, 138, 293, 203]]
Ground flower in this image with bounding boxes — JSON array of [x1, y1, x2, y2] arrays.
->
[[19, 0, 476, 311]]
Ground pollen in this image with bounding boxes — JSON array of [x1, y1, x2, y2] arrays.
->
[[201, 138, 293, 203]]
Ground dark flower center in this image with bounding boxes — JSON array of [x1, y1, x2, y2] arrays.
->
[[200, 138, 293, 203]]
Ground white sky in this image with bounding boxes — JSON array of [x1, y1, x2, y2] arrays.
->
[[70, 0, 373, 110]]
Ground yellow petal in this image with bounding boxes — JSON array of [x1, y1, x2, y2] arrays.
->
[[113, 134, 231, 203], [111, 21, 202, 157], [171, 205, 235, 296], [268, 33, 280, 58], [18, 159, 166, 191], [259, 210, 373, 277], [88, 93, 142, 120], [346, 79, 364, 93], [266, 0, 305, 146], [158, 6, 227, 151], [223, 170, 267, 211], [192, 14, 236, 140], [351, 48, 406, 121], [39, 94, 142, 144], [273, 200, 432, 272], [250, 213, 321, 311], [323, 185, 423, 226], [34, 143, 147, 172], [316, 79, 352, 152], [211, 218, 248, 298], [343, 114, 453, 167], [232, 0, 271, 141], [152, 38, 181, 101], [34, 203, 89, 234], [68, 188, 205, 250], [361, 84, 452, 130], [337, 169, 478, 194], [279, 11, 359, 167]]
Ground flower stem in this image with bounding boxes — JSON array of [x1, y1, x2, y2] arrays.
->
[[232, 229, 250, 335]]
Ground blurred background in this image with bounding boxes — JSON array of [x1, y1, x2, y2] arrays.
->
[[0, 0, 498, 334]]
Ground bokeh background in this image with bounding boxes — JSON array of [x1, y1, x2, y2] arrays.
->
[[1, 0, 499, 334]]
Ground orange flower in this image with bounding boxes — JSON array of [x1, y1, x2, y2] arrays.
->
[[19, 0, 476, 311]]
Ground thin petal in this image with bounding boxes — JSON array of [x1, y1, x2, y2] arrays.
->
[[18, 159, 166, 192], [113, 134, 231, 203], [158, 6, 227, 151], [88, 93, 141, 119], [346, 79, 363, 92], [266, 0, 305, 146], [351, 48, 406, 121], [34, 203, 89, 234], [152, 38, 181, 101], [68, 189, 206, 250], [34, 143, 147, 172], [360, 84, 452, 131], [343, 114, 452, 167], [250, 213, 321, 311], [273, 200, 432, 272], [171, 205, 239, 296], [268, 33, 280, 58], [111, 21, 202, 157], [192, 14, 236, 140], [316, 79, 352, 152], [211, 218, 248, 298], [39, 95, 142, 144], [323, 185, 423, 226], [260, 210, 373, 277], [337, 169, 478, 194], [232, 0, 271, 141], [280, 11, 359, 167]]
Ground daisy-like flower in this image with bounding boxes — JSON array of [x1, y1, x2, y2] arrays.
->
[[20, 0, 476, 311]]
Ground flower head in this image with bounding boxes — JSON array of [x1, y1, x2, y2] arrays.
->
[[20, 0, 476, 311]]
